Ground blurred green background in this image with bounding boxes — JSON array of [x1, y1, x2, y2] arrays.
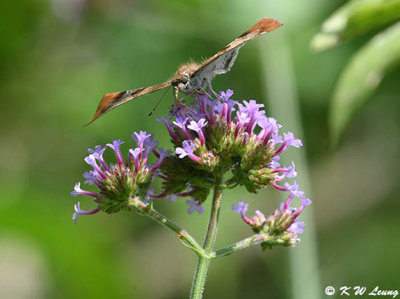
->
[[0, 0, 399, 298]]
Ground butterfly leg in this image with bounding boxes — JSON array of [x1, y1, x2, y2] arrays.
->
[[173, 87, 195, 116], [198, 86, 216, 100], [198, 78, 219, 100], [173, 87, 185, 109], [206, 79, 220, 98]]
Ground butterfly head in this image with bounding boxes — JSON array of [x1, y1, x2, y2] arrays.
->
[[172, 62, 200, 95], [174, 71, 190, 89]]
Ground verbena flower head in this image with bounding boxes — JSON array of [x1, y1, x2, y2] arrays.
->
[[232, 189, 312, 248], [158, 89, 303, 204], [71, 131, 170, 223]]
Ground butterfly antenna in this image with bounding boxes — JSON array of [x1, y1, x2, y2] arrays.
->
[[148, 87, 169, 116]]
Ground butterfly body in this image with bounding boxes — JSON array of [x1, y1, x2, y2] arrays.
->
[[86, 18, 282, 125]]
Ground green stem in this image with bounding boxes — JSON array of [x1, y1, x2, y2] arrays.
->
[[130, 199, 204, 255], [212, 233, 288, 259], [212, 234, 264, 258], [148, 208, 204, 254], [190, 177, 223, 299]]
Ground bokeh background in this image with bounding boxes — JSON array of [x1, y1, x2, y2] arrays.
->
[[1, 0, 399, 298]]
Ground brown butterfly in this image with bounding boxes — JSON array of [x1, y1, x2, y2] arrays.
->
[[86, 18, 282, 125]]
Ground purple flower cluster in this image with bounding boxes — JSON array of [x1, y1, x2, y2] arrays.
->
[[232, 188, 311, 247], [71, 131, 170, 223], [157, 89, 304, 203]]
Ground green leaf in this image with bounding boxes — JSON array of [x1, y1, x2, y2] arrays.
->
[[310, 0, 400, 52], [330, 22, 400, 145]]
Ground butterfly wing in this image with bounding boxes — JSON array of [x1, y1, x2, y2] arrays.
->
[[86, 19, 282, 125], [191, 18, 283, 86], [86, 82, 172, 125]]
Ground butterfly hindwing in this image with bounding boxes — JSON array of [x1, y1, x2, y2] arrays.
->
[[191, 18, 283, 85]]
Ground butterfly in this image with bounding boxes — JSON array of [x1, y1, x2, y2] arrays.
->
[[86, 18, 282, 125]]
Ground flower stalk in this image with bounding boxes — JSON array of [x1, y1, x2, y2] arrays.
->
[[130, 198, 204, 254], [190, 176, 223, 299]]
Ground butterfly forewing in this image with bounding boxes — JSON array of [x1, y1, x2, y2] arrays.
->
[[86, 82, 171, 125]]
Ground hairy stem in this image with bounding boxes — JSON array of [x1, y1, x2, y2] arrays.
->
[[212, 234, 264, 258], [212, 233, 288, 259], [190, 176, 223, 298]]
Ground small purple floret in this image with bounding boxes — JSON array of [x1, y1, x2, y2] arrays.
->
[[187, 118, 207, 145], [176, 140, 195, 158], [87, 145, 107, 170], [83, 171, 97, 185], [186, 199, 205, 214], [129, 148, 143, 160], [288, 220, 306, 234], [187, 118, 208, 132], [72, 202, 101, 224], [232, 200, 249, 215], [284, 181, 305, 197], [70, 182, 98, 198], [131, 131, 151, 146], [106, 140, 125, 167], [173, 116, 188, 129], [286, 162, 297, 178], [283, 132, 303, 148], [270, 156, 280, 168]]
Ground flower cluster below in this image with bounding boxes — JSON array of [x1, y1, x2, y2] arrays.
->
[[71, 131, 170, 223], [232, 187, 312, 248]]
